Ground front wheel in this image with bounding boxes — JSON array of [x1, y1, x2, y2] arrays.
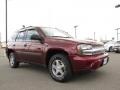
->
[[48, 54, 72, 82], [116, 49, 120, 53], [9, 52, 19, 68]]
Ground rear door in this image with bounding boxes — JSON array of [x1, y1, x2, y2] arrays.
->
[[24, 29, 44, 64], [14, 31, 27, 61]]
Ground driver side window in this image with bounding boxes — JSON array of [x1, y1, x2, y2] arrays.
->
[[26, 30, 39, 41]]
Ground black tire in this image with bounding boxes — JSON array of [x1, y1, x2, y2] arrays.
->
[[9, 52, 19, 68], [116, 49, 120, 53], [115, 50, 119, 53], [109, 47, 113, 52], [48, 54, 72, 82]]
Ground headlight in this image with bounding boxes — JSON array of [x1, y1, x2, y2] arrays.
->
[[77, 44, 105, 55], [78, 44, 92, 50], [77, 44, 92, 55]]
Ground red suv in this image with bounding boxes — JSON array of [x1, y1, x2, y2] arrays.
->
[[6, 26, 109, 82]]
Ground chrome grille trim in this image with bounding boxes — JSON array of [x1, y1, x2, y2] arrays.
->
[[82, 46, 105, 55]]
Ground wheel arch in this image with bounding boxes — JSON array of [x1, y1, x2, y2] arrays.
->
[[6, 49, 15, 58], [45, 48, 71, 67]]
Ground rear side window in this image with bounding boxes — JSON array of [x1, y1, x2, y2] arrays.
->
[[26, 30, 39, 41], [16, 31, 26, 42]]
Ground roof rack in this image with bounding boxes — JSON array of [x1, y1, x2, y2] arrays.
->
[[20, 25, 35, 30]]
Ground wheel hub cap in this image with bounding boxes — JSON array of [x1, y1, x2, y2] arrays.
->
[[52, 60, 65, 78]]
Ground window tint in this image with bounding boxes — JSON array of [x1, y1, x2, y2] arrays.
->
[[16, 31, 26, 41], [26, 30, 39, 41]]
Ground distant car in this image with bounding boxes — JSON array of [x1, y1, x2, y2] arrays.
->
[[101, 40, 109, 44], [113, 41, 120, 53], [104, 41, 116, 52]]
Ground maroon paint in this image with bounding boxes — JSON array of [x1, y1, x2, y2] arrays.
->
[[6, 27, 109, 73]]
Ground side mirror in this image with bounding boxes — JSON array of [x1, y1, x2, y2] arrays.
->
[[31, 34, 44, 44]]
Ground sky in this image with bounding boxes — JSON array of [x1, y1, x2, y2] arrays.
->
[[0, 0, 120, 42]]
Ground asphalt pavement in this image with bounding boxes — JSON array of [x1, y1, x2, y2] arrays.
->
[[0, 48, 120, 90]]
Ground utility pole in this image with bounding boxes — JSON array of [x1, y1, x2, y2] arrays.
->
[[115, 28, 120, 41], [115, 3, 120, 40], [5, 0, 8, 45], [74, 25, 78, 38]]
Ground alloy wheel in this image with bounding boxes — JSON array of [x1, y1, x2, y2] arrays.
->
[[52, 60, 65, 78]]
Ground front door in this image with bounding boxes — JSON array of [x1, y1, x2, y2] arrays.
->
[[24, 29, 44, 64]]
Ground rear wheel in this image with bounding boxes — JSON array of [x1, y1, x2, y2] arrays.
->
[[48, 54, 72, 82], [9, 52, 19, 68]]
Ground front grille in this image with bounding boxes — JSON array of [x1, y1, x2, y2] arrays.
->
[[83, 46, 105, 55]]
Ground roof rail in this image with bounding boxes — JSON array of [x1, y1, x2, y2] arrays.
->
[[20, 25, 34, 29]]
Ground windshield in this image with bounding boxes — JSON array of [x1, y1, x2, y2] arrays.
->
[[41, 27, 73, 38]]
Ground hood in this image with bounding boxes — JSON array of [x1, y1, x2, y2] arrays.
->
[[48, 37, 103, 46]]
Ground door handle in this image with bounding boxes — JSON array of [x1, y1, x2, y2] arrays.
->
[[13, 44, 15, 46], [24, 44, 27, 47], [37, 48, 41, 50]]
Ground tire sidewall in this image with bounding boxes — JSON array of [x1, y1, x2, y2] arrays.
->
[[9, 52, 19, 68], [48, 54, 72, 82]]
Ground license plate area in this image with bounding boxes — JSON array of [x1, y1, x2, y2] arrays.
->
[[103, 57, 108, 65]]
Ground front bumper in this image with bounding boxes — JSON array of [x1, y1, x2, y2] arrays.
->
[[69, 53, 109, 73]]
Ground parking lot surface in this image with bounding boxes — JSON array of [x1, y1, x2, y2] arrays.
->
[[0, 48, 120, 90]]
